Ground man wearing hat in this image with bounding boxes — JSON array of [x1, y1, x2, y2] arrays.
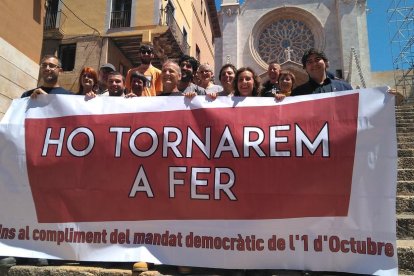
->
[[292, 48, 352, 96], [97, 63, 116, 94], [125, 44, 162, 96]]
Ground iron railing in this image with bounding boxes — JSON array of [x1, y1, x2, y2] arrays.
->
[[160, 8, 190, 55], [110, 10, 131, 29], [44, 10, 66, 31]]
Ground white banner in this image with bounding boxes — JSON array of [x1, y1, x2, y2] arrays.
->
[[0, 87, 397, 275]]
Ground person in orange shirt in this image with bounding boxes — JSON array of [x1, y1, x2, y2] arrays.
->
[[125, 45, 162, 96]]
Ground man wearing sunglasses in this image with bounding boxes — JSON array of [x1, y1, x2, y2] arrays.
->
[[21, 55, 72, 98], [125, 44, 162, 96]]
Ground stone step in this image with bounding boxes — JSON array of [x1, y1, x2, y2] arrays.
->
[[396, 118, 414, 123], [399, 143, 414, 150], [398, 133, 414, 138], [396, 118, 414, 122], [398, 181, 414, 196], [395, 105, 414, 112], [398, 157, 414, 169], [398, 136, 414, 143], [395, 111, 414, 118], [396, 105, 414, 110], [397, 214, 414, 239], [1, 262, 411, 276], [398, 239, 414, 272], [397, 122, 414, 127], [395, 106, 414, 114], [399, 149, 414, 157], [397, 127, 414, 133], [397, 195, 414, 214], [399, 169, 414, 181], [2, 265, 133, 276]]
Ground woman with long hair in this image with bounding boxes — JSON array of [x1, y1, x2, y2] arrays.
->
[[218, 63, 237, 96], [78, 67, 98, 95], [233, 67, 261, 97]]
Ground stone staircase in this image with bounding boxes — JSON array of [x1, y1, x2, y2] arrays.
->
[[396, 100, 414, 275], [2, 99, 414, 276]]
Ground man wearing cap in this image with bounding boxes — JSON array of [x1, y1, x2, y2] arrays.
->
[[97, 63, 116, 94], [292, 48, 352, 96], [125, 45, 162, 96]]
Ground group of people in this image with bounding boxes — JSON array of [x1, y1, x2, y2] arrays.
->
[[7, 46, 397, 273], [21, 45, 354, 101]]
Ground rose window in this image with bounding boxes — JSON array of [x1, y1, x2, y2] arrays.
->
[[257, 19, 315, 64]]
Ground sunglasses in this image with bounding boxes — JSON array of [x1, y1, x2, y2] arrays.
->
[[141, 50, 152, 55]]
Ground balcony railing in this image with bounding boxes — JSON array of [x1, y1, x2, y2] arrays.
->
[[44, 10, 66, 32], [160, 9, 190, 55], [110, 10, 131, 29]]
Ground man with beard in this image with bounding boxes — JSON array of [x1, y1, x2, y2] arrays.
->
[[106, 71, 126, 96], [125, 44, 162, 96], [177, 55, 206, 95], [261, 61, 281, 97], [21, 55, 72, 98]]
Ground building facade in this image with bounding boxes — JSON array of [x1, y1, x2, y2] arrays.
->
[[0, 0, 46, 120], [42, 0, 221, 91], [215, 0, 394, 89]]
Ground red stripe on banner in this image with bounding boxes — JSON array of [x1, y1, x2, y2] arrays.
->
[[25, 94, 358, 223]]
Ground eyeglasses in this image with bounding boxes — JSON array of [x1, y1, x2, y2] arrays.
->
[[40, 62, 60, 69], [141, 50, 152, 55]]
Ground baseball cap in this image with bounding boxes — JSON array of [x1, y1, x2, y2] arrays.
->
[[100, 63, 116, 72]]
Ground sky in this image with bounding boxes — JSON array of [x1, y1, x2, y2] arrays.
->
[[214, 0, 394, 72]]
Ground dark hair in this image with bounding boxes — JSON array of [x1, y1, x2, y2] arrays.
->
[[219, 63, 237, 81], [78, 67, 98, 94], [301, 48, 328, 68], [41, 55, 62, 67], [139, 44, 153, 52], [278, 70, 296, 87], [234, 67, 261, 97], [130, 71, 148, 86], [179, 55, 200, 72]]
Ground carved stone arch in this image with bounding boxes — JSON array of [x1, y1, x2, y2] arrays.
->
[[249, 6, 325, 71]]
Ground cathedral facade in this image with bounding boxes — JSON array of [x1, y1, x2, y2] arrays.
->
[[214, 0, 392, 88]]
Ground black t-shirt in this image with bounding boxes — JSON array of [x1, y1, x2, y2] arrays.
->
[[261, 80, 280, 96], [21, 86, 72, 98], [158, 91, 183, 96]]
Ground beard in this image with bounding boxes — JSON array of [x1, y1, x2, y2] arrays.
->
[[181, 69, 193, 82], [43, 73, 58, 85], [109, 88, 124, 96], [141, 57, 151, 65]]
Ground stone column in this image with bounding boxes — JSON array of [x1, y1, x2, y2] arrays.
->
[[336, 0, 371, 87], [220, 0, 240, 69]]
